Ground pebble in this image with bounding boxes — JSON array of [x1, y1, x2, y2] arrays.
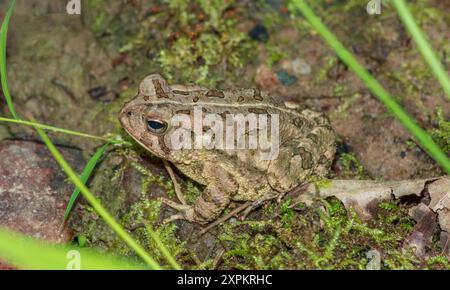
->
[[276, 69, 297, 86], [255, 64, 279, 89], [88, 86, 118, 103], [291, 58, 311, 75], [249, 24, 269, 43], [281, 58, 311, 76]]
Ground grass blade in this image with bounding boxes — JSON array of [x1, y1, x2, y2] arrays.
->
[[0, 227, 147, 270], [63, 143, 110, 222], [392, 0, 450, 100], [33, 125, 163, 270], [145, 224, 182, 270], [290, 0, 450, 174], [0, 116, 126, 145], [0, 0, 18, 119]]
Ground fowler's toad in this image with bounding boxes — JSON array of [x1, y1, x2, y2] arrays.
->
[[120, 74, 336, 224]]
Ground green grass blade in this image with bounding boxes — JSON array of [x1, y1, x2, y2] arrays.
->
[[0, 0, 18, 119], [392, 0, 450, 100], [0, 227, 147, 270], [145, 224, 182, 270], [33, 125, 163, 270], [0, 117, 126, 144], [63, 143, 110, 222], [290, 0, 450, 174]]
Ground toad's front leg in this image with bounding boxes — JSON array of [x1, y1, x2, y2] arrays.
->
[[160, 183, 233, 225], [160, 166, 238, 224]]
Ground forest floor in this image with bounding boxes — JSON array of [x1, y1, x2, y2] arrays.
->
[[0, 0, 449, 269]]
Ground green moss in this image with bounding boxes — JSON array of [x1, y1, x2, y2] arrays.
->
[[426, 255, 450, 269], [184, 180, 203, 204], [314, 56, 337, 84], [265, 42, 289, 67], [129, 161, 175, 197], [338, 152, 370, 179], [379, 201, 398, 212], [157, 0, 255, 87], [119, 193, 187, 269], [428, 107, 450, 154], [216, 197, 448, 269]]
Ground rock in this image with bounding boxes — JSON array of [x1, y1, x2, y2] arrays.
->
[[0, 140, 84, 243], [291, 58, 311, 75], [266, 0, 284, 10], [276, 69, 297, 86], [280, 58, 312, 76], [88, 86, 118, 103], [255, 64, 279, 89], [88, 86, 108, 100], [0, 261, 15, 270], [249, 24, 269, 43]]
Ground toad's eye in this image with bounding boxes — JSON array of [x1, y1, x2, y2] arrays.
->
[[147, 119, 168, 134]]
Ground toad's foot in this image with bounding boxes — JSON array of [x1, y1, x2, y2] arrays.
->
[[159, 197, 207, 224]]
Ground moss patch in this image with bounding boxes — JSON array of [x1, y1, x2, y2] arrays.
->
[[215, 197, 447, 270]]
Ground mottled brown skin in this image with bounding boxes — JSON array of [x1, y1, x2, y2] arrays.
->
[[119, 74, 336, 224]]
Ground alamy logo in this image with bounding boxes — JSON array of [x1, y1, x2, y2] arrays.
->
[[66, 0, 81, 15], [66, 250, 81, 270], [366, 0, 381, 15], [162, 106, 280, 161]]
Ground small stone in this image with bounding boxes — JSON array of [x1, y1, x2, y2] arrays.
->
[[292, 58, 311, 75], [281, 58, 311, 76], [400, 151, 406, 158], [88, 86, 118, 103], [266, 0, 283, 10], [249, 24, 269, 43], [255, 64, 279, 89], [336, 142, 351, 154], [276, 69, 297, 86], [88, 86, 107, 100]]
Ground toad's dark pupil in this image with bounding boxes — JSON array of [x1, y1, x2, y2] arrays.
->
[[147, 120, 166, 131]]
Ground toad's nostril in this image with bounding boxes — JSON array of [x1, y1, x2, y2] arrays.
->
[[127, 111, 132, 116]]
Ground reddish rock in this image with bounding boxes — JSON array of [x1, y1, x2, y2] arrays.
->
[[0, 260, 16, 270], [255, 64, 279, 90], [0, 140, 84, 243]]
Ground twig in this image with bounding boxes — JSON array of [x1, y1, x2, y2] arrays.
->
[[199, 202, 252, 235], [212, 248, 225, 270]]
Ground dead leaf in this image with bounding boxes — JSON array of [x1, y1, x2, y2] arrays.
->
[[296, 177, 439, 221], [296, 176, 450, 258], [406, 203, 437, 259], [428, 177, 450, 234]]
